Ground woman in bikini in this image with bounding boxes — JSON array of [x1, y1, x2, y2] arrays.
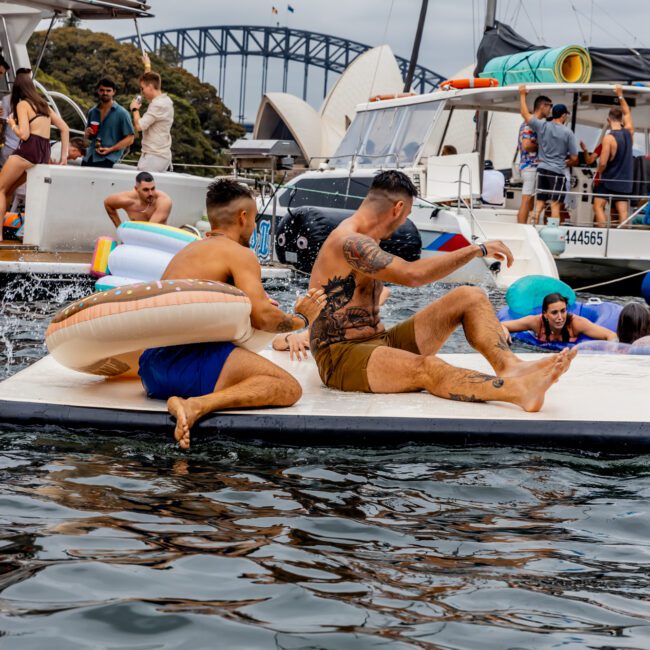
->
[[502, 292, 617, 345], [0, 70, 69, 240]]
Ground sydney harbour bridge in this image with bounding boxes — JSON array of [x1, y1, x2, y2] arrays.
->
[[118, 26, 445, 124]]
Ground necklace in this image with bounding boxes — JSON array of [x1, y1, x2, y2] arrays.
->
[[206, 231, 226, 238]]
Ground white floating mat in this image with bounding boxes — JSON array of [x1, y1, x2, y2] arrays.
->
[[0, 352, 648, 451]]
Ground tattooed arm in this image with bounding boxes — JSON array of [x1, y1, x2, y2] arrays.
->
[[231, 247, 320, 332], [342, 234, 514, 287]]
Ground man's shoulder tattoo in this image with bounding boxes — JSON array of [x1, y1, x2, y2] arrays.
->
[[342, 234, 394, 275]]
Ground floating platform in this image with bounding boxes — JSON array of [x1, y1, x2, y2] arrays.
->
[[0, 351, 648, 452]]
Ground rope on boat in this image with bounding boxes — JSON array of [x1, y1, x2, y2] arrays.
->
[[574, 269, 649, 292]]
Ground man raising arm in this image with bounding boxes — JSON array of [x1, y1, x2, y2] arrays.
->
[[308, 170, 575, 410]]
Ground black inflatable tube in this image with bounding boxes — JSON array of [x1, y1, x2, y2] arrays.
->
[[0, 399, 648, 453]]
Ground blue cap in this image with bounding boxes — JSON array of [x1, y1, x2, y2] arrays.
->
[[552, 103, 569, 118]]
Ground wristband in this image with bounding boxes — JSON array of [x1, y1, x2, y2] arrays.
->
[[294, 312, 309, 328], [479, 243, 488, 257], [131, 108, 139, 113]]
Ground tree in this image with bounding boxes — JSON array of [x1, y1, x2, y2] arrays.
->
[[28, 27, 245, 173]]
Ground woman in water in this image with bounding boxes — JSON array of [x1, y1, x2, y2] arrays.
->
[[0, 69, 69, 240], [617, 302, 650, 345], [501, 292, 617, 344]]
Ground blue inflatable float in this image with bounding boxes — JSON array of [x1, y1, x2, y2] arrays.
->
[[498, 275, 620, 351]]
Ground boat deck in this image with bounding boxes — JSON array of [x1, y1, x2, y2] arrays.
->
[[0, 351, 648, 452]]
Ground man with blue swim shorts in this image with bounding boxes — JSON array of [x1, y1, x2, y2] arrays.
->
[[138, 179, 326, 449]]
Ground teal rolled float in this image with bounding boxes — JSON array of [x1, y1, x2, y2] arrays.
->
[[506, 275, 575, 317], [479, 46, 592, 86]]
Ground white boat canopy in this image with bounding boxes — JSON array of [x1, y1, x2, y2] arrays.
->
[[7, 0, 151, 19]]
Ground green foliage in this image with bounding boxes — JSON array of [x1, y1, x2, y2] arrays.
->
[[28, 27, 244, 173]]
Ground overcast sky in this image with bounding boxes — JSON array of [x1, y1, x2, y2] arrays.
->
[[73, 0, 646, 120]]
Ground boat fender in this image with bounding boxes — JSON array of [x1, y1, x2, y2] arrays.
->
[[90, 237, 117, 278], [46, 280, 274, 376], [440, 78, 499, 90], [275, 206, 422, 274]]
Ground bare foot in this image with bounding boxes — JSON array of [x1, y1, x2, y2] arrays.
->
[[514, 348, 577, 412], [167, 396, 199, 449], [501, 348, 575, 382]]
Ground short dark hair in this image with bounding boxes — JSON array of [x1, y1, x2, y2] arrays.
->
[[69, 136, 86, 154], [617, 302, 650, 344], [369, 170, 418, 199], [0, 58, 10, 72], [206, 178, 254, 228], [97, 77, 117, 91], [533, 95, 552, 110], [206, 178, 254, 209], [135, 171, 154, 184], [608, 107, 623, 122], [140, 71, 161, 90]]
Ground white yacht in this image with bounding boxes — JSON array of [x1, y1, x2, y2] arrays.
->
[[265, 83, 650, 291], [0, 1, 214, 279]]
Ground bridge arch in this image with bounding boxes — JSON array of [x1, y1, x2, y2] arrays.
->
[[119, 25, 445, 122]]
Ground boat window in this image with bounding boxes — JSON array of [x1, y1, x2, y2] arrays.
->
[[278, 176, 373, 210], [330, 100, 444, 168]]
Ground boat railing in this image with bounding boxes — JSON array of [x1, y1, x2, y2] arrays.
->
[[455, 163, 491, 246]]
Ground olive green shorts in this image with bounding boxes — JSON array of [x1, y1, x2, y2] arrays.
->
[[313, 317, 419, 393]]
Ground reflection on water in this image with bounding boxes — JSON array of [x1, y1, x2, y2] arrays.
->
[[0, 276, 649, 647]]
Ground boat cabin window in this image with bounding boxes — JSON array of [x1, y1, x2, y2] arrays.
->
[[330, 100, 444, 169], [278, 176, 373, 210]]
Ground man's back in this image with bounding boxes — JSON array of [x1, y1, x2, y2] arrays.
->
[[162, 236, 244, 283], [529, 116, 578, 174]]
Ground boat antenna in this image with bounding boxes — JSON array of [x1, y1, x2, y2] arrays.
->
[[33, 12, 60, 77], [403, 0, 429, 92]]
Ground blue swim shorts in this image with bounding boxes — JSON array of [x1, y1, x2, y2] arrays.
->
[[139, 342, 236, 400]]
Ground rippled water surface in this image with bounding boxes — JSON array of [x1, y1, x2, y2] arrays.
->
[[1, 276, 649, 649]]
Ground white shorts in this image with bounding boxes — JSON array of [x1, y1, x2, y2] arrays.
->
[[521, 167, 537, 196], [138, 152, 172, 173]]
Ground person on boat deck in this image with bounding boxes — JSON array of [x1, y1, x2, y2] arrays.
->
[[103, 171, 172, 228], [519, 85, 579, 225], [140, 179, 326, 449], [440, 145, 457, 156], [307, 169, 577, 412], [0, 69, 69, 242], [130, 69, 174, 173], [501, 293, 617, 345], [617, 302, 650, 345], [481, 160, 505, 207], [0, 58, 19, 169], [516, 95, 552, 224], [82, 78, 134, 169], [593, 85, 634, 227]]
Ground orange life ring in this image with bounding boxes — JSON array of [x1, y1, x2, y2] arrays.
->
[[439, 78, 499, 90], [368, 92, 417, 102]]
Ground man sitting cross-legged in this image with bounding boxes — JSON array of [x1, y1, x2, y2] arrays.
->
[[138, 179, 326, 448], [308, 170, 576, 410]]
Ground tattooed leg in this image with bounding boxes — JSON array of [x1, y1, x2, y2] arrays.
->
[[413, 286, 562, 378], [366, 346, 576, 412]]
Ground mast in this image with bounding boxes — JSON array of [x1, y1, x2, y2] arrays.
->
[[476, 0, 497, 187], [403, 0, 429, 93]]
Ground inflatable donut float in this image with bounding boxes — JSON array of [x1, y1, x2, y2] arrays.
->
[[46, 279, 275, 376]]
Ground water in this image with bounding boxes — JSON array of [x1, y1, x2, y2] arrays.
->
[[1, 276, 649, 649]]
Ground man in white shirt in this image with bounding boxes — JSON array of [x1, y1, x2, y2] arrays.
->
[[130, 71, 174, 173], [481, 160, 505, 206]]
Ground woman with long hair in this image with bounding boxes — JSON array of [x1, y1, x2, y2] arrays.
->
[[617, 302, 650, 344], [0, 69, 69, 240], [502, 292, 618, 344]]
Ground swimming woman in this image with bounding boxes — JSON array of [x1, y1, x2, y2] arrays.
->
[[0, 69, 69, 240], [501, 292, 617, 345]]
